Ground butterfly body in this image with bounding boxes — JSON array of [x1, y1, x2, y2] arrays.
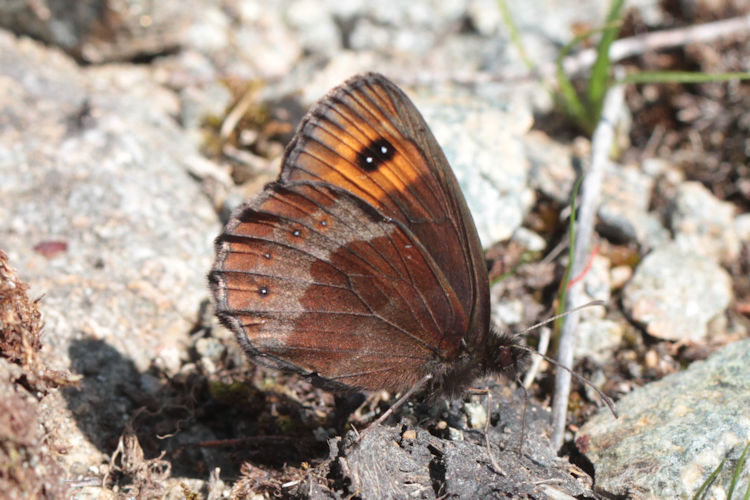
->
[[210, 73, 525, 397]]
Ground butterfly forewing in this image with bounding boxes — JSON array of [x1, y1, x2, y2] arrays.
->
[[282, 74, 489, 339]]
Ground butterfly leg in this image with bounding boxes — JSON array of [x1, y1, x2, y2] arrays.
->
[[352, 373, 434, 443]]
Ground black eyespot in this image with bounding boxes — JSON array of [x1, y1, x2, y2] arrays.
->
[[263, 252, 271, 259], [292, 229, 301, 237], [320, 220, 327, 227], [258, 286, 269, 296], [357, 138, 395, 172]]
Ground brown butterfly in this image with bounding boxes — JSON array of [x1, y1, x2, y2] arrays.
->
[[209, 73, 525, 398]]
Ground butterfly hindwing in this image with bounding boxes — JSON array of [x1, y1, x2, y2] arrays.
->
[[211, 182, 466, 392]]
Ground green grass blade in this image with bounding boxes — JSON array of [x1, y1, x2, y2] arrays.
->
[[693, 458, 726, 500], [497, 0, 534, 71], [585, 0, 625, 125], [555, 60, 589, 131], [554, 28, 603, 133], [728, 441, 750, 499], [554, 175, 584, 331], [554, 19, 623, 133], [620, 71, 750, 84]]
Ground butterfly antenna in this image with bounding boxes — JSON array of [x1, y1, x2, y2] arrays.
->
[[507, 299, 617, 417], [513, 344, 618, 418], [514, 300, 606, 337]]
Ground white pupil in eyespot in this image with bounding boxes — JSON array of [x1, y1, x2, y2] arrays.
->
[[366, 156, 373, 163], [380, 145, 388, 154]]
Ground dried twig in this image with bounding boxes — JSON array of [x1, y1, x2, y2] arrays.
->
[[220, 85, 261, 140], [522, 326, 550, 389], [561, 14, 750, 77], [403, 14, 750, 87], [549, 75, 625, 449]]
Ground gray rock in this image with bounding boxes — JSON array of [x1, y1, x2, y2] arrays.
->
[[351, 0, 466, 38], [287, 52, 383, 107], [195, 337, 226, 375], [345, 0, 468, 60], [467, 0, 504, 36], [621, 244, 733, 342], [525, 130, 576, 204], [511, 227, 547, 252], [178, 81, 233, 131], [0, 29, 216, 478], [670, 181, 740, 263], [574, 318, 625, 365], [580, 254, 613, 305], [277, 0, 618, 95], [610, 264, 633, 290], [598, 163, 670, 249], [0, 0, 190, 63], [568, 254, 623, 363], [285, 0, 342, 57], [185, 4, 230, 53], [490, 297, 525, 329], [736, 213, 750, 243], [180, 82, 232, 130], [152, 49, 219, 90], [418, 93, 534, 245], [505, 0, 610, 46], [463, 400, 488, 430], [230, 6, 303, 80], [577, 339, 750, 499], [642, 156, 685, 184]]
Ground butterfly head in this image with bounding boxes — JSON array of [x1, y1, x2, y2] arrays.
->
[[484, 329, 529, 379]]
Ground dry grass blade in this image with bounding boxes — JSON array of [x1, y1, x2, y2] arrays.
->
[[402, 14, 750, 86], [550, 78, 625, 449]]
